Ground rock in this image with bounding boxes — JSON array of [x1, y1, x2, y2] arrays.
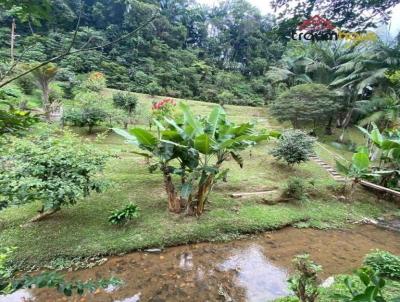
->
[[321, 276, 335, 288], [145, 248, 163, 253]]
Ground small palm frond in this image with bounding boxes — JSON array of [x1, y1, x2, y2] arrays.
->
[[358, 111, 385, 126], [356, 68, 388, 93], [265, 67, 294, 83], [305, 61, 332, 73], [334, 61, 356, 74]]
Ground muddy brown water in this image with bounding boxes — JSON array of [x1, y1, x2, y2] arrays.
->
[[3, 225, 400, 302]]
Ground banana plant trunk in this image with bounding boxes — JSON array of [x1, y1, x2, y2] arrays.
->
[[162, 169, 181, 213], [195, 174, 215, 216]]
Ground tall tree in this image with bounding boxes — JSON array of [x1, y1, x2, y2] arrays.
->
[[271, 0, 400, 30]]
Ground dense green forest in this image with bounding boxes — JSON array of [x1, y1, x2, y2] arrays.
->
[[0, 0, 288, 105]]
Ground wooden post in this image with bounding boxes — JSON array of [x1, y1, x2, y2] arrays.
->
[[10, 18, 16, 64]]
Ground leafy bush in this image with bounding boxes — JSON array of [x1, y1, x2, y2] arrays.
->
[[0, 101, 38, 135], [284, 177, 306, 200], [144, 81, 162, 96], [0, 85, 23, 100], [337, 266, 400, 301], [288, 254, 321, 302], [83, 72, 106, 92], [113, 92, 138, 113], [63, 107, 108, 134], [364, 250, 400, 280], [63, 91, 109, 133], [271, 84, 339, 129], [16, 75, 36, 95], [108, 203, 139, 225], [0, 247, 14, 294], [151, 98, 177, 122], [0, 132, 110, 221], [270, 129, 315, 165], [217, 90, 234, 107], [112, 92, 138, 128]]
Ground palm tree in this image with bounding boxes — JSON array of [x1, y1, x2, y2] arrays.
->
[[331, 42, 400, 94], [265, 55, 313, 87], [31, 63, 58, 119], [356, 90, 400, 130]]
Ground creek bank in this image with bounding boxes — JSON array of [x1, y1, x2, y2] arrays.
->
[[3, 224, 400, 302]]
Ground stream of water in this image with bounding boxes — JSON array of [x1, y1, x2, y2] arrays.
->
[[2, 225, 400, 302]]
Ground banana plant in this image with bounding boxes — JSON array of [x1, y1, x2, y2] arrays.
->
[[357, 123, 400, 164], [114, 103, 277, 215]]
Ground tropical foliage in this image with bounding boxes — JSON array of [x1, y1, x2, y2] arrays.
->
[[108, 203, 140, 225], [270, 129, 315, 166], [114, 103, 275, 215], [0, 132, 110, 221]]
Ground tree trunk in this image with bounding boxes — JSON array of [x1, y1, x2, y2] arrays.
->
[[40, 80, 51, 120], [28, 208, 60, 223], [195, 174, 214, 216], [325, 117, 333, 135], [163, 169, 181, 213]]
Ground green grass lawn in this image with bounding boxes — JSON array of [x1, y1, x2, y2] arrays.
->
[[1, 94, 398, 269]]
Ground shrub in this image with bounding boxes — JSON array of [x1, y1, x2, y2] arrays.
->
[[63, 107, 108, 134], [0, 132, 110, 222], [288, 254, 321, 302], [364, 250, 400, 280], [151, 98, 176, 122], [144, 81, 162, 96], [64, 91, 108, 133], [108, 203, 139, 225], [270, 129, 315, 165], [112, 92, 138, 128], [0, 247, 14, 294], [216, 90, 234, 107], [0, 85, 23, 100], [113, 92, 138, 113], [16, 75, 36, 95], [83, 72, 106, 92], [270, 83, 339, 129], [0, 101, 38, 135], [284, 177, 306, 200]]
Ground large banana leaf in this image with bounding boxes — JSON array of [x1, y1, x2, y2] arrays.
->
[[129, 128, 157, 149], [352, 152, 370, 171], [208, 105, 225, 137], [164, 117, 186, 139], [227, 123, 255, 137], [230, 151, 243, 168], [194, 134, 215, 154], [112, 128, 139, 146], [179, 102, 204, 137]]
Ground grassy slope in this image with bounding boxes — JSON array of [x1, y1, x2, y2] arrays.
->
[[0, 92, 397, 268]]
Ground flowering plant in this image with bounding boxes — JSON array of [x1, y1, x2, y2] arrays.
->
[[151, 98, 176, 121], [84, 71, 106, 92]]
